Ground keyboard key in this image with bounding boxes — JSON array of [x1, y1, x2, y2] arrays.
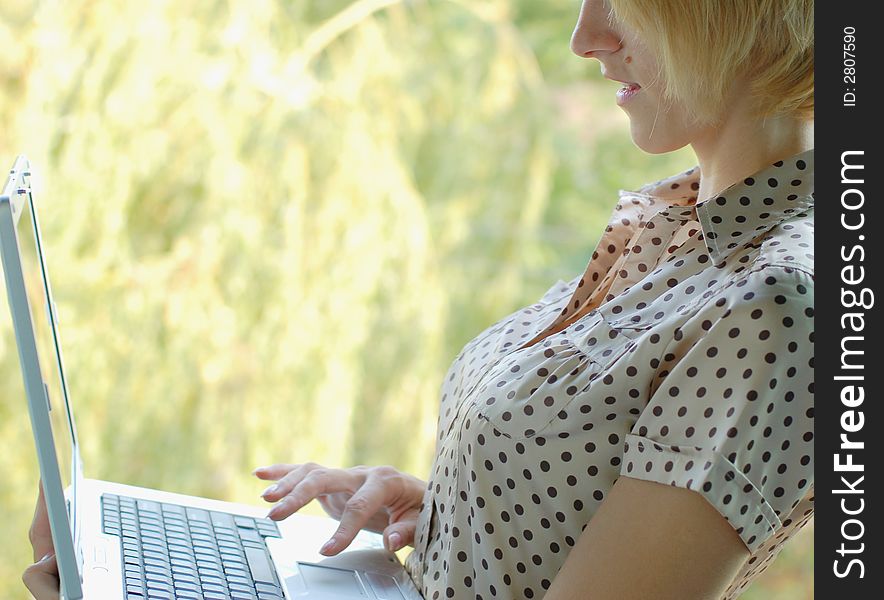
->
[[222, 555, 247, 568], [145, 580, 173, 593], [172, 574, 199, 587], [200, 571, 227, 584], [225, 566, 252, 580], [212, 511, 236, 527], [255, 582, 280, 594], [238, 528, 262, 543], [244, 548, 277, 585], [186, 507, 211, 523], [254, 519, 280, 538], [137, 499, 161, 512], [230, 582, 254, 593]]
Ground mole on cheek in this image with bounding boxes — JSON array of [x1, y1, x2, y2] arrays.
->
[[625, 56, 632, 64]]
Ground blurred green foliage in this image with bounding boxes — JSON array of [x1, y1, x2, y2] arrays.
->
[[0, 0, 811, 597]]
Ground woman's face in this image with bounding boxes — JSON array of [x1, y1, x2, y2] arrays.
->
[[570, 0, 719, 154]]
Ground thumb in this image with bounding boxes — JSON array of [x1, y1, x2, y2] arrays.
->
[[22, 554, 60, 599], [382, 514, 418, 552], [34, 553, 58, 573]]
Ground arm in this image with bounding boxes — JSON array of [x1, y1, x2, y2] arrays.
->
[[548, 265, 814, 598], [545, 476, 748, 600]]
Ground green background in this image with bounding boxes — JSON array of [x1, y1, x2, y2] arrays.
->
[[0, 0, 811, 597]]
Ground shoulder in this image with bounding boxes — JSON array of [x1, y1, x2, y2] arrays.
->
[[674, 258, 814, 354], [700, 206, 814, 325], [754, 205, 814, 277]]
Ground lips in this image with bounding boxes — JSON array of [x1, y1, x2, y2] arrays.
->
[[615, 83, 642, 105], [603, 72, 641, 89], [604, 72, 642, 106]]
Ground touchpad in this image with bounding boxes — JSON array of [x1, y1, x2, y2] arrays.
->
[[298, 563, 366, 596]]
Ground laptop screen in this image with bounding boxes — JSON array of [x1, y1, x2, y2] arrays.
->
[[2, 160, 84, 598], [15, 189, 79, 500]]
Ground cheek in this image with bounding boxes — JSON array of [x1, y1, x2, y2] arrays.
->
[[626, 46, 660, 89]]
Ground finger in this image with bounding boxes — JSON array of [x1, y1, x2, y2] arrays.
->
[[22, 554, 60, 600], [382, 511, 419, 552], [34, 481, 48, 520], [260, 464, 317, 502], [30, 481, 54, 562], [267, 468, 350, 521], [319, 481, 389, 556], [268, 468, 360, 521], [252, 464, 300, 481]]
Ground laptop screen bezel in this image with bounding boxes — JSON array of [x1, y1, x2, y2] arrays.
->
[[0, 156, 84, 600]]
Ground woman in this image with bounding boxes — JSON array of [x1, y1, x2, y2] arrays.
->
[[26, 0, 814, 598]]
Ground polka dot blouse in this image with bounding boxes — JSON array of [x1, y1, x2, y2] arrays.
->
[[403, 148, 814, 599]]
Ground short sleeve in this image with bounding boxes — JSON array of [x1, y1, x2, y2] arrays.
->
[[619, 266, 814, 552]]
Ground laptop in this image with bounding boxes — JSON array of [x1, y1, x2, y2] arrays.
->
[[1, 156, 423, 600]]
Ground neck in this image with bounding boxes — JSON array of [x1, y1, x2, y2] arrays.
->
[[691, 108, 814, 203]]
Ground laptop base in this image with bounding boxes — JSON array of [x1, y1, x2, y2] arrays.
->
[[78, 478, 422, 600]]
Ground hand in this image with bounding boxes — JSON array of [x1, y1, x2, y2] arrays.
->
[[22, 554, 59, 600], [254, 463, 426, 557], [23, 481, 60, 599]]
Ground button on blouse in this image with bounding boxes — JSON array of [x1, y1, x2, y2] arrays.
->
[[404, 148, 815, 600]]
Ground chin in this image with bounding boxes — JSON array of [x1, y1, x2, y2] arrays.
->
[[628, 124, 690, 155]]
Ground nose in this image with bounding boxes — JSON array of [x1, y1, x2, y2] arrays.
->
[[570, 0, 623, 58]]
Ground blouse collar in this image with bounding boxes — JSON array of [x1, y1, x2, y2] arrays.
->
[[619, 148, 814, 262]]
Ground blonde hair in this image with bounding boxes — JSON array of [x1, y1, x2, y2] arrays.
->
[[607, 0, 814, 126]]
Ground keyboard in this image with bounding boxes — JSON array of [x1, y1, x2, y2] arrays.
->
[[101, 493, 285, 600]]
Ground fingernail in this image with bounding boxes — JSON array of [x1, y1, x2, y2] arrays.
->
[[388, 532, 402, 552], [320, 538, 336, 555], [253, 466, 266, 475], [261, 485, 277, 498], [39, 553, 54, 563]]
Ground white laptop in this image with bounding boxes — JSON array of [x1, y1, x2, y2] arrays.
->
[[1, 156, 423, 600]]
